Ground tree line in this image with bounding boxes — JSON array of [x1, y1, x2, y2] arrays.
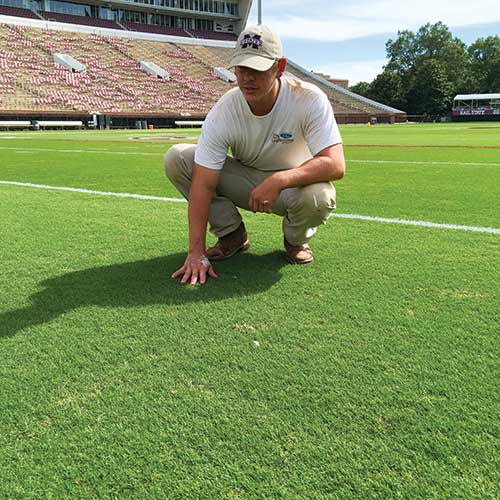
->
[[349, 22, 500, 116]]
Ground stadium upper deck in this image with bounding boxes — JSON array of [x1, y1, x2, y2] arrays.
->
[[0, 0, 250, 39]]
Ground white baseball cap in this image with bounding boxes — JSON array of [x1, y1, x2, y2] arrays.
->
[[228, 25, 283, 71]]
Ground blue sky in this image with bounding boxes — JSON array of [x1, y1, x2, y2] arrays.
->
[[247, 0, 500, 85]]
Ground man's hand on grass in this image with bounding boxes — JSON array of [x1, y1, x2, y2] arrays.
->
[[172, 253, 218, 285]]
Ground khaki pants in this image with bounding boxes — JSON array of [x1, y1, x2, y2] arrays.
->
[[164, 144, 336, 246]]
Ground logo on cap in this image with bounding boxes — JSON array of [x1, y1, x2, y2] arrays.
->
[[241, 34, 263, 49]]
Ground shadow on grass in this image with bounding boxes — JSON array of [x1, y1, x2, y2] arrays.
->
[[1, 251, 286, 337]]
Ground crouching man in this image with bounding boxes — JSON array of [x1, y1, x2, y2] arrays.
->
[[165, 25, 345, 285]]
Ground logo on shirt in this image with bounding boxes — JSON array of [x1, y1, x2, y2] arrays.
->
[[272, 132, 295, 143], [241, 34, 263, 50]]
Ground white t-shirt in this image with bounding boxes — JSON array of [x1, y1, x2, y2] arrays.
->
[[194, 75, 342, 172]]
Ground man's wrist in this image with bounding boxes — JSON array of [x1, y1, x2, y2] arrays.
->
[[272, 171, 288, 190], [188, 246, 206, 256], [187, 251, 210, 268]]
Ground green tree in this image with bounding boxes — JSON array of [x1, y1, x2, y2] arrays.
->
[[367, 71, 407, 111], [385, 29, 418, 73], [349, 81, 370, 97], [368, 22, 468, 115], [468, 36, 500, 92], [406, 59, 453, 116], [386, 22, 467, 88]]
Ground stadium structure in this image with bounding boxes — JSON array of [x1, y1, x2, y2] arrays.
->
[[0, 0, 407, 128], [452, 94, 500, 122]]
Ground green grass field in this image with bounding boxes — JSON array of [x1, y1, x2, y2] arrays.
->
[[1, 123, 499, 499]]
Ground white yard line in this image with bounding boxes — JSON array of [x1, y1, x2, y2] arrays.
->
[[332, 213, 500, 234], [1, 180, 499, 235], [0, 181, 185, 203]]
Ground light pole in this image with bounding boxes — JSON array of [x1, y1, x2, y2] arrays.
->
[[257, 0, 262, 25]]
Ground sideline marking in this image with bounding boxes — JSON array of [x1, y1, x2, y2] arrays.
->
[[1, 181, 499, 235]]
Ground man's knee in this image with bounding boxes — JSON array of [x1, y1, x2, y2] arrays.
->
[[164, 144, 182, 182], [164, 144, 194, 183], [292, 183, 336, 220]]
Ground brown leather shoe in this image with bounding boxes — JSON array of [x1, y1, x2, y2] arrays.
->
[[206, 222, 250, 261], [284, 238, 314, 264]]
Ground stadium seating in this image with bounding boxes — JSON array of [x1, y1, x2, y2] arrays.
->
[[0, 23, 73, 111], [0, 22, 232, 115], [181, 44, 231, 70], [0, 18, 404, 122], [286, 65, 370, 113], [113, 39, 227, 110]]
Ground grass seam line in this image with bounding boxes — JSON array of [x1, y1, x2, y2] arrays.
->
[[1, 180, 499, 235]]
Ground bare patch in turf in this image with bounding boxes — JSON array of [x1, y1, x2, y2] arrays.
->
[[439, 289, 487, 299]]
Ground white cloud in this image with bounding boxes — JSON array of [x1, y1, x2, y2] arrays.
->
[[314, 59, 388, 85], [250, 0, 500, 42], [271, 16, 391, 42]]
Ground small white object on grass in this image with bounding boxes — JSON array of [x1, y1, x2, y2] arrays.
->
[[253, 340, 260, 348]]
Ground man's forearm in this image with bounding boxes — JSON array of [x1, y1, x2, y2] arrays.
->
[[171, 164, 220, 285], [248, 145, 345, 211], [188, 187, 212, 254], [187, 164, 220, 255], [274, 154, 344, 190], [271, 143, 345, 191]]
